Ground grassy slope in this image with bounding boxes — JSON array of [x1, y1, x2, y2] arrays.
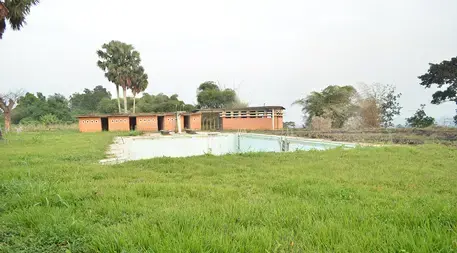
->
[[0, 131, 456, 252]]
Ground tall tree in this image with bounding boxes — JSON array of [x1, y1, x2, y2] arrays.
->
[[130, 66, 148, 113], [97, 41, 141, 113], [196, 81, 237, 109], [293, 85, 358, 128], [358, 83, 402, 128], [0, 90, 23, 132], [406, 104, 435, 128], [419, 57, 457, 104], [0, 0, 39, 39]]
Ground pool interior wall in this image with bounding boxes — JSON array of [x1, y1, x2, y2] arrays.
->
[[103, 133, 356, 163]]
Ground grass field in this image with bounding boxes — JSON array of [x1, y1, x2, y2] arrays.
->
[[1, 131, 456, 252]]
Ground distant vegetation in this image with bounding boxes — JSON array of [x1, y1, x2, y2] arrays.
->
[[0, 80, 245, 131], [291, 56, 457, 129], [418, 56, 457, 125], [196, 81, 247, 109], [293, 83, 402, 129], [406, 104, 435, 128]]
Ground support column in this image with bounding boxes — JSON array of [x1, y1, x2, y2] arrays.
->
[[176, 112, 182, 133], [272, 109, 275, 130]]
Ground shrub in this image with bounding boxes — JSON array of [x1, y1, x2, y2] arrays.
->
[[40, 114, 61, 126], [343, 116, 363, 130], [310, 117, 331, 131]]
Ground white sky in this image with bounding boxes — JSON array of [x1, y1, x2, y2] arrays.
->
[[1, 0, 457, 125]]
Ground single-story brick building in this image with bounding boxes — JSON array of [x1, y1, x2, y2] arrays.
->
[[77, 106, 284, 132], [78, 112, 202, 133]]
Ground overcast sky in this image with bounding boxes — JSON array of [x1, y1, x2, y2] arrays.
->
[[1, 0, 456, 125]]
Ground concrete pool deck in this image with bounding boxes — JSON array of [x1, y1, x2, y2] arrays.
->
[[100, 132, 362, 164]]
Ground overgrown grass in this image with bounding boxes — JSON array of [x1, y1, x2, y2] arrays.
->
[[250, 127, 457, 145], [1, 131, 456, 252], [11, 123, 79, 132]]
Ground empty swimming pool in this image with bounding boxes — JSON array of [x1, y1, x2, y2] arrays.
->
[[102, 133, 356, 163]]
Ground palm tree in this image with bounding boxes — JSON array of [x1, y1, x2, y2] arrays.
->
[[97, 41, 141, 113], [292, 85, 358, 128], [130, 66, 148, 113], [0, 0, 39, 39]]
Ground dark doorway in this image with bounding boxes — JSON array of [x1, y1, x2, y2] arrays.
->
[[101, 117, 109, 131], [129, 117, 137, 131], [157, 116, 164, 131], [184, 115, 190, 129]]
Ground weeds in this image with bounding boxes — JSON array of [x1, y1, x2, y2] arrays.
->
[[0, 131, 456, 252]]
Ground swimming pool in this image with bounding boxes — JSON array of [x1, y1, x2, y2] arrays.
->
[[103, 133, 356, 163]]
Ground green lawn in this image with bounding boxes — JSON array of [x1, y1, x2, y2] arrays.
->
[[1, 131, 456, 252]]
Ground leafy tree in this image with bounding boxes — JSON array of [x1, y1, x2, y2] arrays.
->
[[70, 85, 112, 114], [359, 83, 402, 128], [196, 81, 237, 108], [97, 41, 142, 113], [406, 104, 435, 128], [12, 92, 73, 124], [136, 93, 195, 113], [0, 90, 22, 132], [130, 66, 148, 113], [97, 98, 118, 114], [0, 0, 39, 39], [47, 94, 73, 122], [284, 121, 296, 129], [419, 57, 457, 104], [419, 57, 457, 123], [40, 114, 60, 126], [293, 85, 358, 128]]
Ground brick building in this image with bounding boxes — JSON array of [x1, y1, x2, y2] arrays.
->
[[77, 106, 284, 133], [200, 106, 284, 131]]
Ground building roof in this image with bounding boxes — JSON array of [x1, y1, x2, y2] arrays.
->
[[198, 106, 285, 112], [76, 106, 284, 118], [76, 112, 201, 118]]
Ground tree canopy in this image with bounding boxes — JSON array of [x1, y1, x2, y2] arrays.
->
[[358, 83, 402, 128], [136, 93, 195, 113], [196, 81, 237, 109], [0, 0, 39, 39], [406, 104, 435, 128], [7, 86, 196, 126], [12, 92, 73, 125], [419, 57, 457, 104], [69, 85, 112, 114], [293, 85, 358, 128]]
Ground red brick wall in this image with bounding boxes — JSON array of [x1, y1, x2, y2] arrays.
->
[[275, 116, 283, 130], [222, 116, 284, 130], [222, 118, 272, 130], [190, 114, 201, 130], [163, 115, 177, 131], [79, 117, 102, 132], [137, 115, 158, 132], [108, 116, 130, 131], [179, 115, 184, 131]]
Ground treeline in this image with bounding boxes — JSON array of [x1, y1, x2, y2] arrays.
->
[[8, 86, 194, 125], [0, 80, 245, 128], [293, 56, 457, 129], [293, 83, 443, 129]]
